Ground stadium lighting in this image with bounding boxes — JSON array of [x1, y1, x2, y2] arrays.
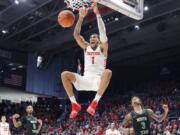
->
[[134, 25, 140, 30], [14, 0, 20, 5], [2, 30, 8, 34], [8, 63, 14, 66], [11, 67, 16, 71], [18, 65, 24, 68], [115, 17, 119, 21], [144, 6, 149, 11], [37, 56, 43, 68]]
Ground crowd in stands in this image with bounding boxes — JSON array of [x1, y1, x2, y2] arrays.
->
[[41, 94, 180, 135], [1, 94, 179, 135], [0, 80, 180, 135], [0, 98, 62, 135]]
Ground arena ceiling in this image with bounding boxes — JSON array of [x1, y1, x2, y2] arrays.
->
[[0, 0, 180, 67]]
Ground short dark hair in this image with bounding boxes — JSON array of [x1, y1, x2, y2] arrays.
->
[[131, 96, 142, 105], [90, 33, 100, 39], [26, 105, 33, 109]]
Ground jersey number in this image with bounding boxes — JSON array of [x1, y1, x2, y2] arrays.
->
[[140, 122, 146, 129], [33, 123, 36, 130], [92, 56, 95, 64]]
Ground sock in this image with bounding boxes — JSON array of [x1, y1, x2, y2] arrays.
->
[[93, 94, 102, 103], [70, 96, 77, 104]]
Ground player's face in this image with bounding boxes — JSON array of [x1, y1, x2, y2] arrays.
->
[[26, 105, 33, 114], [131, 97, 142, 107], [1, 116, 6, 122], [90, 34, 100, 48]]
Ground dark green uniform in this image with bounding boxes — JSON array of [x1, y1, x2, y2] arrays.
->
[[131, 109, 151, 135], [20, 115, 39, 135]]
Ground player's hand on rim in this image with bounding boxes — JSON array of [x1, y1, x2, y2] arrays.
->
[[79, 7, 88, 18]]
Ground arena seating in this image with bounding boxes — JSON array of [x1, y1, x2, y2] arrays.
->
[[0, 80, 180, 135]]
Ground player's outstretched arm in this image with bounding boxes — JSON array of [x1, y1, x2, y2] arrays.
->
[[147, 104, 169, 123], [123, 113, 132, 127], [93, 4, 108, 50], [12, 114, 22, 128], [36, 119, 43, 133], [122, 113, 133, 135], [73, 8, 89, 50]]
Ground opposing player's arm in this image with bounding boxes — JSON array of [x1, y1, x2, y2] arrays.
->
[[12, 114, 22, 128], [123, 113, 132, 127], [147, 104, 169, 123], [93, 4, 108, 52], [36, 119, 43, 133], [122, 113, 133, 135], [73, 8, 89, 50], [12, 119, 22, 128]]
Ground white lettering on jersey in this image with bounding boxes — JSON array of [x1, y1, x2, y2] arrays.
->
[[84, 46, 106, 75], [0, 122, 9, 135]]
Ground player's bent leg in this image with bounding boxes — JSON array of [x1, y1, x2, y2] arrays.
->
[[97, 69, 112, 96], [61, 71, 81, 118], [61, 71, 76, 97], [87, 69, 112, 115]]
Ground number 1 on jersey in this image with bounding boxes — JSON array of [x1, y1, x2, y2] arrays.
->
[[92, 56, 95, 64]]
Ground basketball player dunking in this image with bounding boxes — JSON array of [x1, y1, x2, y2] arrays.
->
[[61, 4, 112, 118], [0, 116, 11, 135], [123, 96, 169, 135], [12, 105, 42, 135]]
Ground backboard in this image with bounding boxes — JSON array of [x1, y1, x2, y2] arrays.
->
[[97, 0, 144, 20]]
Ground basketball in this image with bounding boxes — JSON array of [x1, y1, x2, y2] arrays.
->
[[58, 10, 75, 28]]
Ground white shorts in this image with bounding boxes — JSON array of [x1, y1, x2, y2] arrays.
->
[[72, 73, 102, 91]]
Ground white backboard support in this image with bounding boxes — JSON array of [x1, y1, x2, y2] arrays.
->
[[97, 0, 144, 20]]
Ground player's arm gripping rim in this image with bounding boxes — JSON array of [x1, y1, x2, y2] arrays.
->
[[73, 8, 89, 50], [147, 104, 169, 123], [12, 114, 22, 128], [93, 4, 108, 57]]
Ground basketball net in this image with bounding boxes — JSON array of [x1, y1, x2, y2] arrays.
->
[[64, 0, 96, 10]]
